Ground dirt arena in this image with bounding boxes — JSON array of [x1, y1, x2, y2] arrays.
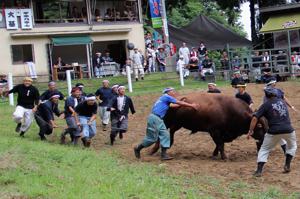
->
[[91, 82, 300, 193]]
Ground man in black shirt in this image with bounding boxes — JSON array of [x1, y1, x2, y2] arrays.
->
[[248, 87, 297, 177], [107, 86, 135, 145], [75, 94, 98, 147], [231, 71, 243, 89], [207, 83, 221, 93], [235, 82, 253, 110], [35, 93, 62, 140], [40, 81, 64, 102], [8, 77, 40, 137]]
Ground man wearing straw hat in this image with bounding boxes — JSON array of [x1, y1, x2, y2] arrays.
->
[[34, 93, 63, 140], [107, 86, 135, 145], [207, 82, 221, 93], [8, 77, 40, 137], [235, 81, 254, 110], [95, 80, 113, 131], [134, 87, 198, 160]]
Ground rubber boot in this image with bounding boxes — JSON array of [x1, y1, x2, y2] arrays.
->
[[60, 130, 67, 144], [134, 144, 144, 159], [72, 136, 80, 146], [15, 123, 21, 133], [86, 139, 91, 148], [161, 147, 174, 161], [283, 154, 293, 173], [253, 162, 265, 177], [281, 144, 286, 154], [19, 131, 25, 137], [119, 132, 123, 139], [81, 137, 87, 147], [110, 133, 116, 145]]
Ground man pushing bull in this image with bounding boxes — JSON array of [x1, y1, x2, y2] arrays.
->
[[248, 87, 297, 177], [134, 87, 197, 160]]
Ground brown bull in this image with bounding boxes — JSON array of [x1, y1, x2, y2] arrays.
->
[[151, 93, 267, 159]]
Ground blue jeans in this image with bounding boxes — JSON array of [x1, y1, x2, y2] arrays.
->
[[79, 116, 96, 139]]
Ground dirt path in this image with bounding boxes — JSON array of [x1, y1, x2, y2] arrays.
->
[[91, 82, 300, 193]]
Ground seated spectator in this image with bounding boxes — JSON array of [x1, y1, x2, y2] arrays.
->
[[176, 56, 189, 79], [275, 50, 287, 73], [252, 51, 262, 83], [261, 64, 273, 83], [207, 83, 221, 93], [232, 56, 241, 71], [71, 6, 81, 22], [104, 8, 112, 20], [95, 9, 103, 22], [0, 74, 8, 100], [81, 7, 87, 22], [189, 47, 198, 65], [102, 52, 113, 63], [54, 56, 67, 80], [200, 55, 214, 80], [241, 71, 250, 83], [231, 71, 243, 88]]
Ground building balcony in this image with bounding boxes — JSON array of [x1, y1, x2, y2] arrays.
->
[[260, 1, 300, 14]]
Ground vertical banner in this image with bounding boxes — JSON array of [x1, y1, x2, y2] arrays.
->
[[21, 9, 33, 29], [5, 9, 18, 30], [149, 0, 162, 28]]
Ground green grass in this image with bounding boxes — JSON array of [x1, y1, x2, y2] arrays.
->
[[1, 75, 300, 198]]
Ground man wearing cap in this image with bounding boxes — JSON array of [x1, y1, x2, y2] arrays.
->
[[35, 93, 63, 140], [9, 77, 40, 137], [75, 94, 98, 147], [95, 80, 113, 131], [107, 86, 135, 145], [40, 81, 64, 102], [176, 56, 189, 79], [131, 48, 145, 81], [93, 52, 104, 78], [75, 83, 86, 97], [61, 87, 83, 145], [207, 83, 221, 93], [157, 46, 167, 72], [235, 81, 253, 110], [248, 87, 297, 177], [134, 87, 197, 160]]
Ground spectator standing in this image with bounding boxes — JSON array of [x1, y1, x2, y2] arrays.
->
[[198, 42, 207, 64], [252, 51, 262, 83], [147, 44, 156, 73], [95, 80, 113, 131], [35, 94, 62, 140], [131, 48, 145, 81], [75, 94, 98, 147], [93, 52, 104, 78], [291, 51, 300, 74], [157, 46, 167, 72], [107, 86, 135, 145], [179, 42, 190, 65], [102, 52, 113, 63], [0, 74, 8, 100], [9, 77, 40, 137], [220, 51, 229, 70]]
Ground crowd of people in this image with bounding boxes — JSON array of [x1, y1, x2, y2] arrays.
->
[[9, 78, 135, 147]]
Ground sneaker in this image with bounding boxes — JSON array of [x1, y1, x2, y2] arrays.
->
[[15, 123, 21, 133], [86, 139, 91, 148]]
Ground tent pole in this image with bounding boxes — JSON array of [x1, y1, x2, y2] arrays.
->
[[287, 30, 293, 77]]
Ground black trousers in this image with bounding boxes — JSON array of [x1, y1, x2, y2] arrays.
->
[[35, 114, 53, 137]]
